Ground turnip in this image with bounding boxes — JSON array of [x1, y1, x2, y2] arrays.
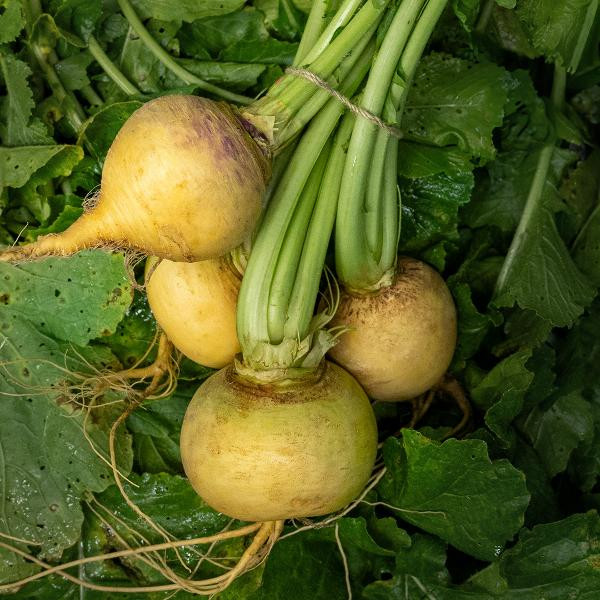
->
[[181, 361, 377, 521], [0, 0, 387, 263], [328, 256, 456, 400], [145, 256, 241, 369]]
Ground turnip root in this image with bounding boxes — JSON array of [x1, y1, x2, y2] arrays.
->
[[146, 257, 240, 368], [180, 361, 377, 521], [328, 257, 457, 401], [1, 96, 270, 263]]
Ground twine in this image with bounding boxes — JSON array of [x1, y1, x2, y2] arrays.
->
[[285, 66, 403, 139]]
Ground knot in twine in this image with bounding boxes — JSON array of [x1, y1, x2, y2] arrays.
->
[[285, 67, 403, 139]]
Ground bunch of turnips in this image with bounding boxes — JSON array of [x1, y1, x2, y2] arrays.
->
[[1, 0, 456, 541]]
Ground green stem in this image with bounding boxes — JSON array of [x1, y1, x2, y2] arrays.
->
[[237, 45, 373, 361], [294, 0, 329, 65], [276, 21, 377, 147], [377, 0, 447, 275], [336, 0, 448, 290], [80, 84, 103, 107], [284, 112, 355, 341], [475, 0, 494, 34], [269, 0, 351, 102], [24, 2, 87, 135], [495, 64, 567, 296], [299, 0, 364, 66], [116, 0, 252, 105], [267, 143, 332, 343], [249, 0, 390, 147], [30, 41, 85, 134], [88, 35, 140, 95]]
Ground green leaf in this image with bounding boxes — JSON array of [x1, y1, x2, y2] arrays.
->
[[470, 350, 534, 444], [501, 69, 553, 151], [451, 0, 480, 30], [573, 203, 600, 286], [164, 60, 268, 90], [555, 299, 600, 395], [364, 511, 600, 598], [84, 472, 238, 585], [515, 0, 599, 72], [237, 515, 406, 599], [246, 531, 348, 600], [255, 0, 305, 41], [519, 344, 557, 413], [0, 251, 132, 345], [494, 198, 596, 326], [11, 145, 83, 223], [0, 331, 131, 575], [559, 150, 600, 242], [0, 145, 82, 191], [178, 8, 269, 56], [30, 13, 86, 50], [54, 52, 94, 91], [397, 142, 473, 178], [78, 101, 142, 165], [573, 84, 600, 124], [464, 150, 543, 233], [7, 573, 78, 599], [23, 194, 84, 240], [493, 146, 596, 328], [127, 389, 189, 474], [569, 397, 600, 492], [91, 472, 231, 540], [0, 0, 24, 43], [220, 39, 297, 65], [54, 0, 103, 40], [402, 53, 508, 162], [512, 438, 561, 526], [398, 171, 474, 253], [489, 5, 539, 59], [0, 51, 53, 146], [463, 71, 558, 232], [469, 511, 600, 595], [130, 0, 245, 22], [520, 391, 595, 477], [102, 290, 156, 367], [448, 281, 498, 369], [492, 310, 553, 356], [378, 431, 530, 561], [0, 399, 131, 560]]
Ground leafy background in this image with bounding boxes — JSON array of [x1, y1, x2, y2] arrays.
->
[[1, 0, 600, 598]]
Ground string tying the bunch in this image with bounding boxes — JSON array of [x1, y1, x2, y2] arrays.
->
[[285, 67, 404, 139]]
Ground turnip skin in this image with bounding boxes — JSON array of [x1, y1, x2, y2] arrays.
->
[[146, 257, 240, 368], [328, 257, 457, 401], [0, 95, 270, 263], [180, 361, 377, 521]]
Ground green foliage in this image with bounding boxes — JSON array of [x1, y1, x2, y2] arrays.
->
[[0, 0, 599, 597], [0, 253, 133, 579], [0, 251, 132, 344], [378, 431, 530, 561], [402, 53, 508, 162], [514, 0, 599, 72], [0, 51, 53, 146], [0, 0, 24, 44], [399, 170, 474, 255], [130, 0, 246, 23]]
